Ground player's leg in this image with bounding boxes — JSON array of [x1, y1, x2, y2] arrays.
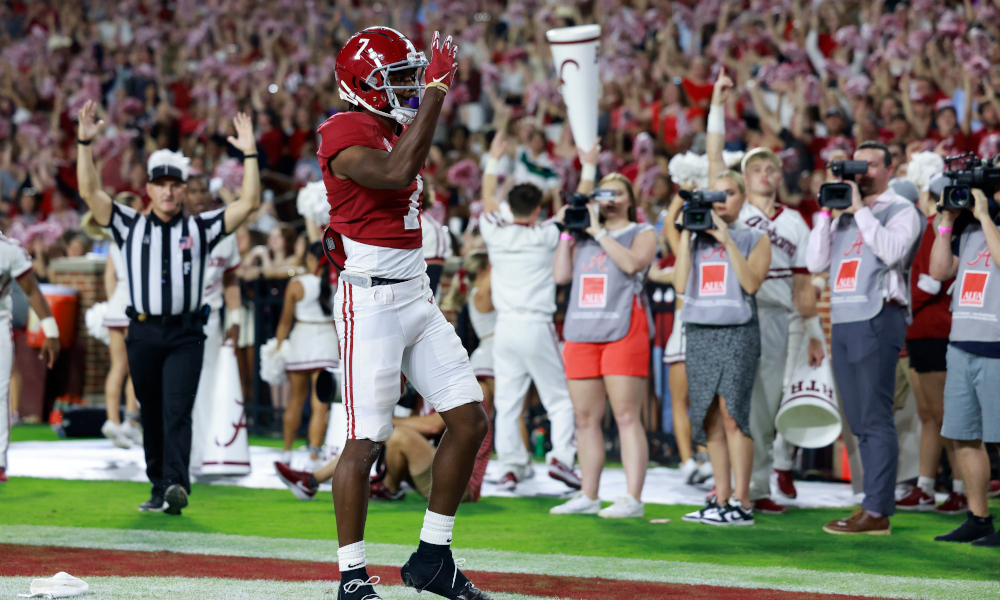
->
[[749, 307, 788, 504], [524, 321, 577, 480], [332, 280, 406, 596], [383, 424, 436, 496], [492, 319, 533, 482], [399, 296, 489, 599], [308, 370, 329, 460], [0, 320, 12, 480]]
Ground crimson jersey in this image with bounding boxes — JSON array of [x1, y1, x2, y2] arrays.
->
[[317, 111, 423, 250]]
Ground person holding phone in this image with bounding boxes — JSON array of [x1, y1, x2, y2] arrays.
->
[[675, 171, 771, 526], [551, 173, 657, 518]]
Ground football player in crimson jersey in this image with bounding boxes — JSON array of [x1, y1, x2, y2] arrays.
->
[[317, 27, 492, 600]]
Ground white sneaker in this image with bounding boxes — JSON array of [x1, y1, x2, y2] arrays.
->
[[597, 495, 644, 518], [682, 500, 722, 522], [678, 458, 698, 484], [692, 459, 714, 484], [280, 450, 293, 465], [121, 420, 143, 446], [549, 492, 602, 515], [701, 498, 755, 526], [101, 420, 132, 449]]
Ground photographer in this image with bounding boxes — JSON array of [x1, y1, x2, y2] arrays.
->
[[708, 70, 824, 513], [807, 141, 925, 535], [550, 173, 657, 519], [676, 171, 771, 526], [929, 187, 1000, 547]]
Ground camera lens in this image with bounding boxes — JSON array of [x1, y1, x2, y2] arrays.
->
[[955, 189, 969, 207]]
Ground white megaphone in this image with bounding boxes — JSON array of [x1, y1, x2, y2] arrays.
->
[[546, 25, 601, 152], [200, 344, 251, 475], [776, 356, 842, 449]]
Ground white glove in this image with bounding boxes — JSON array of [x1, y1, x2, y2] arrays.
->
[[917, 273, 942, 296]]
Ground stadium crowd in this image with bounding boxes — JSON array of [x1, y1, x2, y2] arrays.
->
[[2, 0, 1000, 546]]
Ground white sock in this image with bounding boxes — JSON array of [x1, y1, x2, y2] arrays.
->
[[419, 510, 455, 546], [338, 541, 365, 572], [954, 479, 965, 494], [917, 476, 935, 495]]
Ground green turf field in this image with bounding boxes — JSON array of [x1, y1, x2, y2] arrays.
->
[[1, 477, 996, 582]]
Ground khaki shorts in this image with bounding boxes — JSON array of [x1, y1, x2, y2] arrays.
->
[[409, 467, 472, 503]]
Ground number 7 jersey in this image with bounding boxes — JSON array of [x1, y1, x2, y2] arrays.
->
[[317, 111, 426, 279]]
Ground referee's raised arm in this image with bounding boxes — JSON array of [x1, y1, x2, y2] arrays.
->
[[75, 100, 114, 226], [221, 112, 261, 235]]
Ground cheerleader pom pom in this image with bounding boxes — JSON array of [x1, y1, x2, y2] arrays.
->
[[85, 302, 111, 346], [296, 180, 329, 228], [260, 337, 289, 385]]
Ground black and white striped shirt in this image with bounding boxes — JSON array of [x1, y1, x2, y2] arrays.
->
[[105, 203, 227, 316]]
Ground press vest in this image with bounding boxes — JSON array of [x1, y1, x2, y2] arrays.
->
[[950, 225, 1000, 342], [829, 201, 923, 324], [680, 225, 763, 326], [563, 223, 654, 343]]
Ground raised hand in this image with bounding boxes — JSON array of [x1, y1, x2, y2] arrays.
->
[[578, 137, 602, 165], [77, 100, 105, 142], [424, 31, 459, 91], [226, 112, 257, 156], [489, 129, 508, 159], [712, 67, 734, 106]]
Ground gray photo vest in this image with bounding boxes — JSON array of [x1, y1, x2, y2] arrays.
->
[[563, 223, 654, 343], [950, 224, 1000, 342], [829, 200, 923, 324], [680, 225, 762, 326]]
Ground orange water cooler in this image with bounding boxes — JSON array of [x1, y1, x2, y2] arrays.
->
[[26, 284, 78, 349]]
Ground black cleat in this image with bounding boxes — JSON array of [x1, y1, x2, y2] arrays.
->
[[164, 484, 188, 516], [400, 547, 492, 600], [138, 493, 166, 512], [934, 512, 994, 543], [337, 569, 381, 600]]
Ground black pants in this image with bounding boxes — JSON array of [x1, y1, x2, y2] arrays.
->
[[126, 317, 206, 495]]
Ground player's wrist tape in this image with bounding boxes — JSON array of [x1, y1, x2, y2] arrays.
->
[[805, 316, 825, 342], [581, 163, 597, 181], [40, 316, 59, 339], [707, 106, 725, 134], [484, 157, 499, 175], [425, 81, 449, 94], [593, 229, 608, 242]]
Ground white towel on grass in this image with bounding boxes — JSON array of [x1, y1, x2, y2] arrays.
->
[[18, 572, 89, 598]]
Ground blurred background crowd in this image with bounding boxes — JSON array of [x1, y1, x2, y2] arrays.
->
[[3, 0, 1000, 462]]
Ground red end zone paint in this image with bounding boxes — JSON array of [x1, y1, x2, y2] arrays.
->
[[0, 544, 900, 600]]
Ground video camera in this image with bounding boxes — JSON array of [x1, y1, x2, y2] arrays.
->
[[818, 161, 868, 209], [562, 188, 617, 231], [940, 153, 1000, 210], [679, 189, 727, 231]]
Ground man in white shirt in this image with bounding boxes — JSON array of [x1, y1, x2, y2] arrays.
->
[[708, 71, 825, 514], [185, 175, 245, 476], [480, 132, 578, 491]]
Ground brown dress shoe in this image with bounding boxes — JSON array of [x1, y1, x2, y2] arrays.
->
[[823, 509, 891, 535]]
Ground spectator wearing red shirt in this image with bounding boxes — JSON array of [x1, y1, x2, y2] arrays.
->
[[650, 81, 701, 151], [898, 207, 965, 515], [256, 110, 286, 171], [681, 58, 714, 108], [927, 105, 969, 158]]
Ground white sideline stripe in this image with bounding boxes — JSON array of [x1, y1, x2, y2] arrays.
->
[[0, 576, 557, 600], [1, 525, 997, 600]]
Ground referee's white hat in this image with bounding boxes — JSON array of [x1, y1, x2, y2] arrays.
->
[[147, 149, 191, 183]]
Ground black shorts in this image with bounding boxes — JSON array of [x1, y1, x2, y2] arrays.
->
[[907, 338, 949, 373]]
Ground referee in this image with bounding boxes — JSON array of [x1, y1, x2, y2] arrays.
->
[[75, 100, 261, 515]]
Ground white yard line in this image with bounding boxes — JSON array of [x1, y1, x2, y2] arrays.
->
[[2, 525, 996, 600], [0, 576, 559, 600]]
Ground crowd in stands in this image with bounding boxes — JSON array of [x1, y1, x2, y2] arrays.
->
[[3, 0, 1000, 536]]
